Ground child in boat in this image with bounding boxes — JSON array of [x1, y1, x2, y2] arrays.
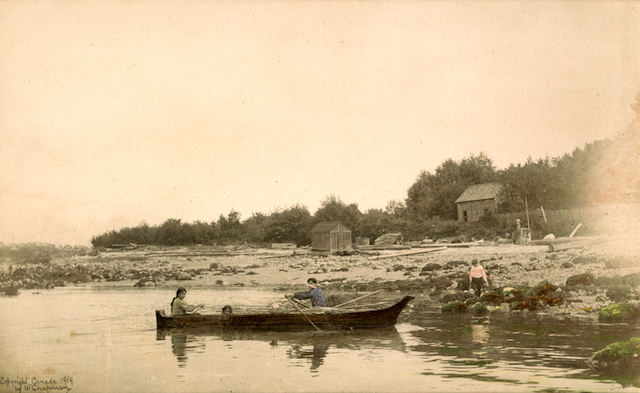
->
[[221, 305, 234, 315], [468, 259, 488, 297], [291, 278, 327, 307], [170, 287, 205, 316]]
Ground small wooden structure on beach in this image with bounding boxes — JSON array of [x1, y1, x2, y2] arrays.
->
[[310, 222, 353, 255], [455, 183, 502, 223]]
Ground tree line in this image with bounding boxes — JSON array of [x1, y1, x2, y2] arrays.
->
[[92, 93, 639, 248]]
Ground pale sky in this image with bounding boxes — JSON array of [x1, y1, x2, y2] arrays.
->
[[1, 1, 639, 246]]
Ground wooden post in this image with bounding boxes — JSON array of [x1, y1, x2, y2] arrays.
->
[[525, 196, 531, 231], [569, 223, 582, 238]]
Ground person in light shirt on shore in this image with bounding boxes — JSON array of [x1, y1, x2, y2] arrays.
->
[[469, 259, 488, 297]]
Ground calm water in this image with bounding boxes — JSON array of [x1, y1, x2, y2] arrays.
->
[[1, 286, 638, 393]]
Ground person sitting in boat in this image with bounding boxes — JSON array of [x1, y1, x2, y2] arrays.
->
[[170, 287, 204, 316], [290, 278, 326, 307], [221, 305, 235, 316]]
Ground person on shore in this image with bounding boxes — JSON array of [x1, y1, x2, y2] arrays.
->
[[221, 305, 235, 316], [513, 219, 525, 244], [469, 259, 488, 297], [170, 287, 204, 316], [290, 278, 327, 307]]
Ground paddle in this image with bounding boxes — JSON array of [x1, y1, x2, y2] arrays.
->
[[286, 296, 322, 332], [334, 289, 384, 308], [290, 297, 311, 309]]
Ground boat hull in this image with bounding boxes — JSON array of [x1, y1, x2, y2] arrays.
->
[[156, 295, 414, 331]]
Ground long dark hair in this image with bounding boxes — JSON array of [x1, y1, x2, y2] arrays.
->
[[171, 287, 187, 309]]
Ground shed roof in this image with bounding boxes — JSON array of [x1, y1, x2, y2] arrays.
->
[[310, 221, 351, 233], [455, 183, 502, 204]]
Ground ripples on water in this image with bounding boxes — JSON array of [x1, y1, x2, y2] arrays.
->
[[1, 287, 638, 392]]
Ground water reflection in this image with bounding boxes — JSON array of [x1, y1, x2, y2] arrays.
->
[[471, 323, 489, 344], [406, 309, 640, 386], [157, 326, 406, 371], [287, 343, 329, 372]]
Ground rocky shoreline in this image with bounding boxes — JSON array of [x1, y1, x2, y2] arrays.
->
[[2, 234, 638, 318]]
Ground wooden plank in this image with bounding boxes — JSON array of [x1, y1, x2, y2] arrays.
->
[[569, 223, 583, 238], [334, 290, 384, 308], [368, 247, 447, 260]]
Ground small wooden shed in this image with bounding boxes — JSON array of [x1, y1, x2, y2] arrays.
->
[[455, 183, 503, 223], [310, 222, 353, 254]]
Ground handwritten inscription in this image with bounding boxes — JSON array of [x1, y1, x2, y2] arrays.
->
[[0, 376, 73, 392]]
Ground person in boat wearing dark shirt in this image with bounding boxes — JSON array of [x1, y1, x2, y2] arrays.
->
[[291, 278, 327, 307]]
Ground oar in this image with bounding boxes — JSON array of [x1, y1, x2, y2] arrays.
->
[[290, 297, 311, 309], [338, 301, 392, 310], [334, 289, 384, 308], [286, 297, 322, 332]]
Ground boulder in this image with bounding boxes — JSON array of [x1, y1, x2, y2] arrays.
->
[[490, 303, 511, 313], [442, 301, 467, 313], [589, 337, 640, 373], [566, 273, 596, 287], [599, 303, 640, 321], [421, 263, 442, 272], [443, 260, 468, 270], [469, 302, 488, 314]]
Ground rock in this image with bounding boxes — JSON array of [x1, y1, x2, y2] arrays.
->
[[599, 303, 640, 321], [440, 290, 472, 304], [421, 263, 442, 272], [542, 234, 555, 240], [589, 337, 640, 373], [490, 303, 511, 313], [469, 302, 488, 314], [561, 261, 574, 268], [566, 273, 596, 287], [442, 301, 467, 313], [606, 286, 633, 303], [572, 255, 599, 265], [621, 273, 640, 287], [443, 260, 468, 270]]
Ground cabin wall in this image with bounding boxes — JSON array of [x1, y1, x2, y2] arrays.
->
[[457, 199, 498, 222], [311, 229, 353, 253], [330, 231, 353, 253], [311, 232, 332, 251]]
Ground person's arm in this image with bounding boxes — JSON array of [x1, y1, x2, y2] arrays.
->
[[293, 290, 312, 300], [482, 267, 488, 282], [179, 299, 204, 313]]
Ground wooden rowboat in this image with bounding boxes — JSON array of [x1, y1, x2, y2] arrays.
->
[[156, 295, 414, 331]]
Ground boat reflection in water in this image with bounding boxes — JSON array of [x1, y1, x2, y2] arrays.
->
[[287, 343, 329, 371], [157, 326, 407, 371]]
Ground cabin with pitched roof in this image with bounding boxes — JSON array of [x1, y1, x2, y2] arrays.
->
[[310, 222, 352, 254], [455, 183, 503, 223]]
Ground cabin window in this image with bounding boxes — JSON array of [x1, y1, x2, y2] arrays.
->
[[463, 211, 468, 222]]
